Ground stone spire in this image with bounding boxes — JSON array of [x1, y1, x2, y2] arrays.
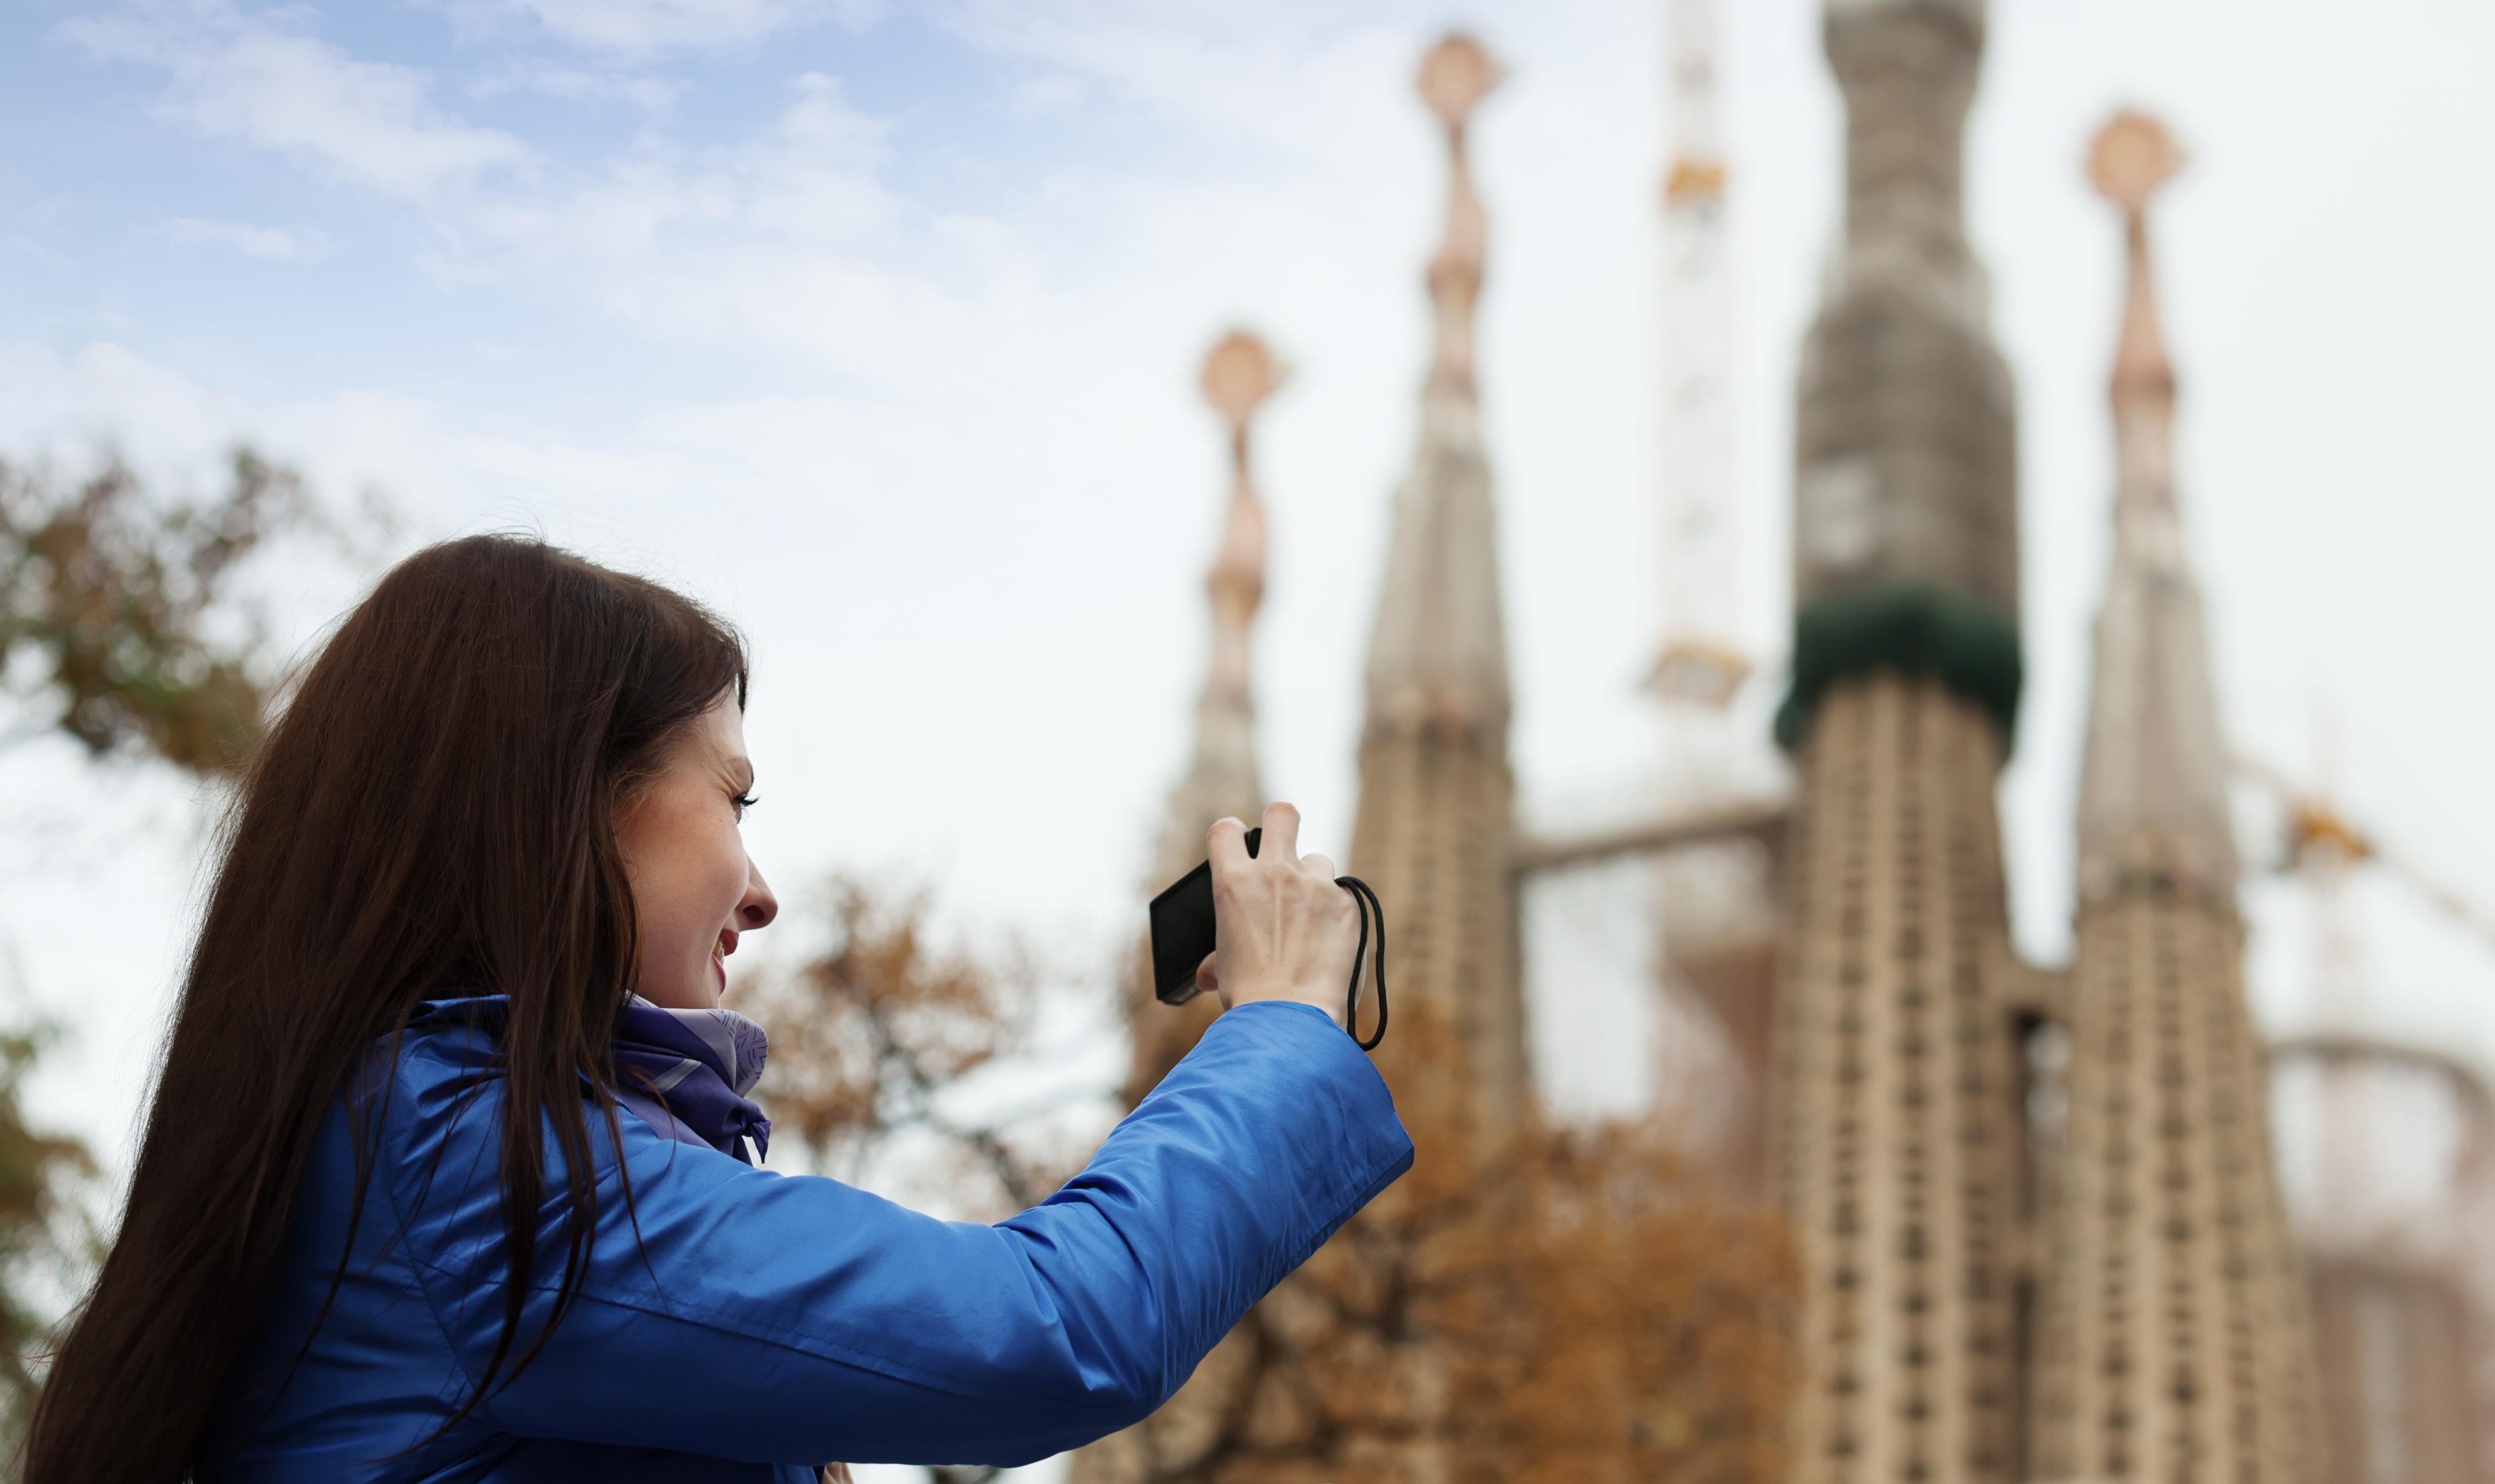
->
[[1153, 330, 1279, 882], [2032, 111, 2323, 1484], [2071, 113, 2237, 904], [1770, 3, 2027, 1480], [1361, 33, 1509, 741], [1124, 330, 1282, 1106], [1349, 31, 1526, 1130], [1072, 51, 1519, 1482]]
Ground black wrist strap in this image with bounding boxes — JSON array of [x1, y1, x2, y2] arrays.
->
[[1334, 876, 1388, 1051]]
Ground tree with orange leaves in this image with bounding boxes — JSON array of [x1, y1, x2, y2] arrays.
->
[[1, 450, 308, 774], [0, 445, 340, 1448], [732, 877, 1106, 1220], [1076, 1002, 1797, 1484]]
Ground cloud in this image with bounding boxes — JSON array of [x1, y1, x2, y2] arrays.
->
[[438, 71, 940, 373], [54, 2, 1429, 405], [160, 216, 332, 261], [436, 0, 887, 57], [1008, 73, 1090, 118], [59, 5, 955, 386], [0, 340, 266, 464], [936, 0, 1429, 154], [62, 0, 528, 201], [466, 60, 686, 113]]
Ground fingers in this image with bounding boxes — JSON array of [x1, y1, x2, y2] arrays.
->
[[1196, 806, 1357, 1027], [1259, 801, 1302, 863], [1207, 815, 1252, 874]]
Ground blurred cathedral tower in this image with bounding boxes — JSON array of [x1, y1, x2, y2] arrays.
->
[[1122, 330, 1283, 1104], [1347, 32, 1527, 1132], [1768, 0, 2026, 1481], [2031, 110, 2322, 1484], [1072, 40, 1521, 1480]]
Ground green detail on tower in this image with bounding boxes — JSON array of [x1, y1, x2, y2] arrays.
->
[[1773, 583, 2021, 750]]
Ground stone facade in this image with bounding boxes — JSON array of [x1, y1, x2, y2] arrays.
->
[[2030, 112, 2323, 1484], [2036, 895, 2317, 1484], [1771, 3, 2026, 1481], [1773, 674, 2023, 1484], [2307, 1258, 2482, 1484]]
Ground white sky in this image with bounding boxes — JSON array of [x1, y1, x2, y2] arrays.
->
[[5, 0, 2495, 1232]]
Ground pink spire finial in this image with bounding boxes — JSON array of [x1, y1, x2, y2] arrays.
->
[[2088, 114, 2188, 513], [2091, 111, 2184, 408], [1199, 330, 1279, 688], [2088, 110, 2184, 215], [1418, 32, 1496, 125], [1200, 329, 1279, 444], [1418, 34, 1500, 388]]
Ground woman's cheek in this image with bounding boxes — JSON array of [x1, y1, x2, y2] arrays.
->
[[715, 823, 751, 911]]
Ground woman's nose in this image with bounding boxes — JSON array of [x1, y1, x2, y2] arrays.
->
[[740, 857, 779, 930]]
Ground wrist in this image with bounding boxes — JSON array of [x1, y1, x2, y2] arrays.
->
[[1222, 981, 1348, 1029], [1276, 981, 1346, 1028], [1234, 996, 1346, 1030]]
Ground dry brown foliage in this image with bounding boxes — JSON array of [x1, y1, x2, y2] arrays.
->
[[732, 878, 1097, 1217], [0, 1025, 98, 1445], [0, 450, 310, 775], [1079, 1002, 1799, 1484], [1118, 940, 1220, 1110], [0, 449, 325, 1455]]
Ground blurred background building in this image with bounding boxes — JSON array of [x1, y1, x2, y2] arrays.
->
[[1100, 3, 2495, 1483]]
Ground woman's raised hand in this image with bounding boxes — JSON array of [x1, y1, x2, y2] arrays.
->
[[1195, 803, 1361, 1027]]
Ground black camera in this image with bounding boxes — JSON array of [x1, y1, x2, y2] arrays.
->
[[1145, 827, 1387, 1049], [1147, 828, 1261, 1006]]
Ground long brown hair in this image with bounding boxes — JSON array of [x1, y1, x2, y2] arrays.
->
[[25, 534, 748, 1482]]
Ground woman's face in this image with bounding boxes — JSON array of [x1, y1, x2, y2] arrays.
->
[[614, 695, 778, 1010]]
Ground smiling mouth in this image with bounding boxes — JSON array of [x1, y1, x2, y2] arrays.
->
[[713, 928, 738, 982]]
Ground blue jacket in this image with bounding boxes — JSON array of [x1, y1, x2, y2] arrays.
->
[[203, 997, 1412, 1481]]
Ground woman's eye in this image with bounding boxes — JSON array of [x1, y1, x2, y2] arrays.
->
[[733, 793, 759, 816]]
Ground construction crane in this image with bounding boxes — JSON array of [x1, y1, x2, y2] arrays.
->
[[1636, 0, 1780, 1190], [2233, 750, 2495, 960], [1650, 0, 1747, 741], [1516, 0, 1765, 1149]]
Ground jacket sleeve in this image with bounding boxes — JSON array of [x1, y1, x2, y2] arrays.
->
[[383, 1000, 1412, 1469]]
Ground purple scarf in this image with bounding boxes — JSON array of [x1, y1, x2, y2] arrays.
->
[[610, 997, 773, 1165]]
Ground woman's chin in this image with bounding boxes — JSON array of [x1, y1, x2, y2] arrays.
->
[[638, 973, 719, 1012]]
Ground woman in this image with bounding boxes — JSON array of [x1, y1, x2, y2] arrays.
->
[[27, 535, 1410, 1482]]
